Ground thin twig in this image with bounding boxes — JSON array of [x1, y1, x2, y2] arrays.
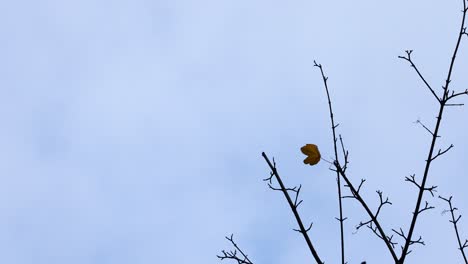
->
[[447, 89, 468, 101], [398, 50, 441, 103], [439, 196, 468, 264], [314, 61, 346, 264], [414, 119, 435, 136]]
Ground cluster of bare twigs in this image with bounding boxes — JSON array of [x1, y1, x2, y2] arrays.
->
[[217, 234, 254, 264], [219, 1, 468, 263]]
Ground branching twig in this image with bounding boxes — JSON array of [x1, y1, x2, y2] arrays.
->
[[261, 152, 324, 264], [404, 174, 438, 197], [447, 89, 468, 101], [417, 201, 435, 214], [439, 196, 468, 264], [398, 50, 441, 103], [335, 166, 399, 262], [354, 190, 395, 248], [430, 144, 454, 161], [218, 234, 254, 264], [392, 228, 425, 251], [375, 190, 393, 218]]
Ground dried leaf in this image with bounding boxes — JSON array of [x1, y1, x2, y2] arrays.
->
[[300, 144, 321, 165]]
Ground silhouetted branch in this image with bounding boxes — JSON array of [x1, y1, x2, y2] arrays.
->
[[339, 135, 350, 172], [314, 60, 346, 264], [354, 190, 395, 248], [404, 174, 418, 188], [439, 196, 468, 264], [375, 190, 393, 217], [417, 201, 435, 214], [414, 119, 435, 136], [261, 152, 324, 264], [398, 0, 468, 261], [221, 1, 467, 263], [398, 50, 440, 103], [448, 89, 468, 99], [430, 144, 454, 161], [404, 174, 438, 197], [294, 185, 304, 208], [335, 165, 399, 262], [356, 179, 366, 194], [218, 234, 254, 264], [392, 228, 425, 249]]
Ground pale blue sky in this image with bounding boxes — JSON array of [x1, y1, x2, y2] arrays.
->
[[1, 0, 467, 263]]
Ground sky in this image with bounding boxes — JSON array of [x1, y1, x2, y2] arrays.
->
[[0, 0, 467, 263]]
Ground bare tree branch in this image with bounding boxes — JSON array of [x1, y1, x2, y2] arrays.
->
[[354, 190, 395, 249], [262, 152, 324, 264], [218, 234, 254, 264], [447, 88, 468, 102], [314, 60, 346, 264], [335, 165, 399, 262], [440, 196, 468, 264], [404, 174, 438, 197], [398, 1, 468, 262], [398, 50, 441, 103]]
